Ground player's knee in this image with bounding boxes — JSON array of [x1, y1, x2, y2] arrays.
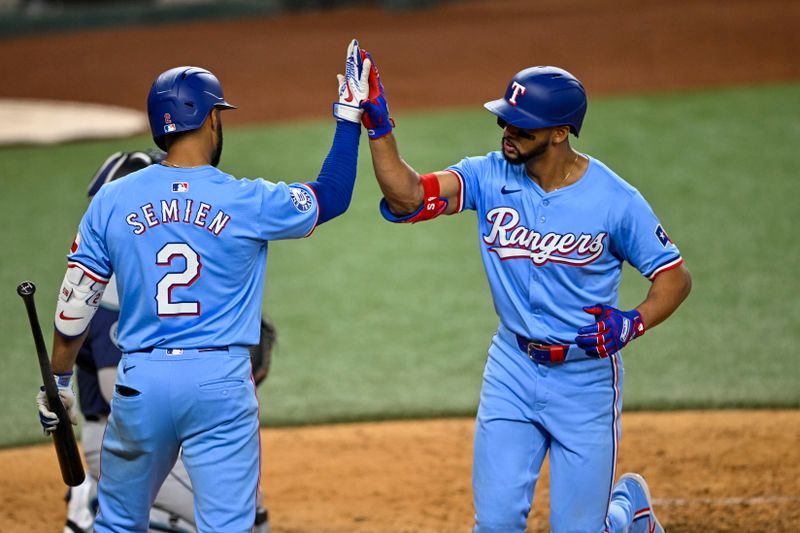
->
[[473, 516, 527, 533], [473, 497, 528, 533], [149, 507, 196, 532], [549, 509, 608, 533]]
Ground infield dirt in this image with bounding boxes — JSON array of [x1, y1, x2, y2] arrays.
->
[[1, 0, 798, 531], [1, 412, 799, 531]]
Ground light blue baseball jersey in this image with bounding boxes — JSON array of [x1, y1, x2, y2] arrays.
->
[[447, 151, 682, 347], [68, 164, 319, 352]]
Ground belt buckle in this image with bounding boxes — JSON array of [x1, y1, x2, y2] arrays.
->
[[527, 341, 547, 363], [527, 341, 566, 364]]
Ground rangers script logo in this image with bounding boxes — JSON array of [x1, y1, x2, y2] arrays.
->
[[483, 207, 607, 266]]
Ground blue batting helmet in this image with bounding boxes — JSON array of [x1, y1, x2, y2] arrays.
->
[[484, 66, 587, 136], [147, 66, 236, 150]]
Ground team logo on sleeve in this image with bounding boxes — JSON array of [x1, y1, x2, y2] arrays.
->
[[655, 224, 672, 247], [289, 187, 314, 212]]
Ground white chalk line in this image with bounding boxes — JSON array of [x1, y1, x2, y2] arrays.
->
[[653, 495, 800, 507]]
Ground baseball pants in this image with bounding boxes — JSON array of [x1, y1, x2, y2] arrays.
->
[[472, 326, 632, 533], [94, 347, 260, 533], [83, 417, 195, 525]]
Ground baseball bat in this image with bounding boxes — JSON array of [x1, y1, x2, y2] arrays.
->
[[17, 280, 85, 486]]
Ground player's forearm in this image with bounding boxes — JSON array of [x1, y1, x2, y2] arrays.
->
[[635, 263, 692, 329], [51, 330, 88, 374], [368, 134, 423, 215], [308, 120, 361, 224]]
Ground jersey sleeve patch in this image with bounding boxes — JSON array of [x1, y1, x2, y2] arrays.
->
[[289, 186, 315, 213], [655, 224, 672, 247]]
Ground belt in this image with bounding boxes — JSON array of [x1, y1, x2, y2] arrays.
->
[[515, 334, 568, 364], [137, 346, 229, 354]]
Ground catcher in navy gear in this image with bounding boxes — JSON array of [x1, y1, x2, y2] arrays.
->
[[62, 150, 273, 533]]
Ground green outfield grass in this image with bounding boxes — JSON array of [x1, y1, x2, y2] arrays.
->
[[1, 83, 798, 447]]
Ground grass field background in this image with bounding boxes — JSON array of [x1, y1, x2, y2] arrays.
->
[[1, 84, 798, 447]]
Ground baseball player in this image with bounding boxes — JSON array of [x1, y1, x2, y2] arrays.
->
[[61, 150, 273, 533], [36, 39, 373, 532], [358, 57, 691, 532]]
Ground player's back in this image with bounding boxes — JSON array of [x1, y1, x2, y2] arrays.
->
[[69, 164, 317, 353]]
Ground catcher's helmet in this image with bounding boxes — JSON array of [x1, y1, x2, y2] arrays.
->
[[484, 66, 587, 136], [147, 66, 236, 150], [87, 149, 165, 198]]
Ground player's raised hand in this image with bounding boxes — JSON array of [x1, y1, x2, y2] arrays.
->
[[358, 49, 394, 139], [574, 304, 646, 358], [332, 39, 371, 124], [35, 372, 78, 436]]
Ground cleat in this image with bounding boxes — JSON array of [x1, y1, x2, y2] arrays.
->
[[616, 473, 664, 533]]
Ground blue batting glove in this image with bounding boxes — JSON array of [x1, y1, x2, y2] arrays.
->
[[574, 304, 646, 358], [359, 50, 394, 139]]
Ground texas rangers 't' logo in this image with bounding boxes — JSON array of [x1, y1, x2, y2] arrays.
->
[[508, 82, 527, 106], [483, 207, 607, 266]]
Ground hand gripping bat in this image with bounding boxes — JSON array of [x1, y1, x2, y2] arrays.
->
[[18, 280, 85, 486]]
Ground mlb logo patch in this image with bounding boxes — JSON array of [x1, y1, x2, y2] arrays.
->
[[655, 224, 672, 247], [164, 123, 177, 133], [172, 182, 189, 193]]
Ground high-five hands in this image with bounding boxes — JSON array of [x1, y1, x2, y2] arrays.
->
[[574, 304, 646, 358], [358, 49, 394, 139], [333, 39, 371, 124]]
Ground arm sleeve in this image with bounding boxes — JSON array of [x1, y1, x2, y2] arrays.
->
[[611, 192, 683, 279], [67, 189, 112, 280], [446, 156, 482, 212], [306, 120, 361, 224]]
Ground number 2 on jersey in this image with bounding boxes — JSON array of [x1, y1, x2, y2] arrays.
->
[[155, 243, 202, 316]]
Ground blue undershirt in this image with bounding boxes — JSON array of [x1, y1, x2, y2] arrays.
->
[[307, 120, 361, 224]]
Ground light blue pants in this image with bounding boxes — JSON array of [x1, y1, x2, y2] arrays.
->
[[94, 347, 260, 533], [473, 327, 630, 533]]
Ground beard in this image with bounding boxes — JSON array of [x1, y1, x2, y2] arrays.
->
[[211, 119, 223, 167], [501, 136, 549, 164]]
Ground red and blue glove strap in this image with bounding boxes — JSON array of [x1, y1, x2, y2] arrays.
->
[[574, 305, 645, 358]]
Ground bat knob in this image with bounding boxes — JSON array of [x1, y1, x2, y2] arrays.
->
[[17, 281, 36, 297]]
